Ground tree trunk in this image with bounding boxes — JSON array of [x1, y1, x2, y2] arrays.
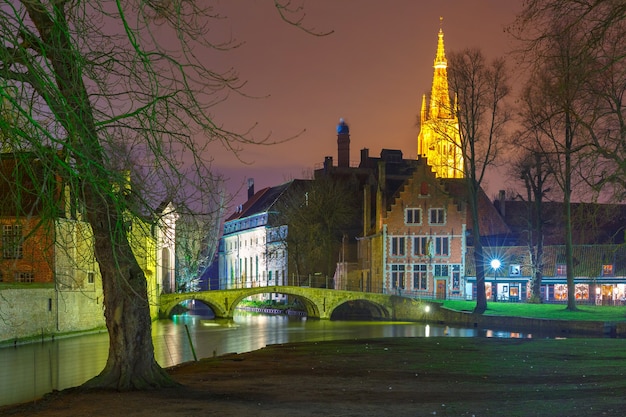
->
[[21, 3, 175, 389], [564, 114, 577, 311], [82, 186, 174, 390], [469, 184, 487, 314]]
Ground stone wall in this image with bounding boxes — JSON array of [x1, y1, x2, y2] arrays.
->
[[0, 286, 106, 344]]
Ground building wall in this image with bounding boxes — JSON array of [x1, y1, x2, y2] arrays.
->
[[381, 166, 467, 299], [0, 216, 54, 284], [0, 213, 168, 343]]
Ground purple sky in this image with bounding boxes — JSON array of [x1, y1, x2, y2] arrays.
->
[[205, 1, 523, 207]]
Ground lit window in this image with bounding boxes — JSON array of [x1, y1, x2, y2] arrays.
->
[[429, 208, 445, 225], [405, 208, 422, 225], [412, 264, 427, 290], [452, 265, 461, 289], [434, 236, 449, 256], [390, 237, 405, 257], [413, 236, 428, 256], [556, 264, 566, 276], [602, 264, 614, 276], [391, 264, 405, 289], [510, 265, 521, 276], [434, 264, 449, 277]]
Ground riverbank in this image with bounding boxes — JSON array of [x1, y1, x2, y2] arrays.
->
[[3, 337, 624, 417]]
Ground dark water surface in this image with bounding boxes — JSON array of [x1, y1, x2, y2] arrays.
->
[[1, 310, 490, 407]]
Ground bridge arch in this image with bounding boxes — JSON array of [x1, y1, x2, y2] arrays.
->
[[158, 287, 424, 321], [329, 299, 391, 320], [225, 287, 320, 318]]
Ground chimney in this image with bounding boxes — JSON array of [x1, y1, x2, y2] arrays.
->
[[337, 118, 350, 168], [247, 178, 255, 200], [324, 156, 333, 173], [498, 189, 506, 217], [376, 161, 386, 233], [360, 148, 369, 167]]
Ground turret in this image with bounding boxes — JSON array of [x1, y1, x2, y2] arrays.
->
[[337, 118, 350, 168]]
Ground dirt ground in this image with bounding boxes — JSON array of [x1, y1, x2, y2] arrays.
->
[[2, 337, 625, 417]]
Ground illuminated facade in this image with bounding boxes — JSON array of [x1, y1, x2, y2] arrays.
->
[[417, 22, 464, 179]]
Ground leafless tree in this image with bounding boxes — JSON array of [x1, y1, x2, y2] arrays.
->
[[509, 147, 554, 303], [274, 176, 358, 286], [0, 0, 323, 390], [447, 48, 511, 314], [512, 0, 612, 310]]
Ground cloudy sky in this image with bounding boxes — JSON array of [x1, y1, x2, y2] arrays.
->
[[204, 1, 524, 206]]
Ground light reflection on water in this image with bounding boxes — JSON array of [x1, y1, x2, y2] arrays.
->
[[1, 311, 490, 408]]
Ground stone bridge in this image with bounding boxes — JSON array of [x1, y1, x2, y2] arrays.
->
[[158, 286, 430, 321]]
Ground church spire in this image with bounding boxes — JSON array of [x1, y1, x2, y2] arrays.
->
[[416, 18, 464, 179], [429, 17, 452, 119]]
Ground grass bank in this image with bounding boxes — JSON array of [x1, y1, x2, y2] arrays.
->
[[442, 300, 626, 322]]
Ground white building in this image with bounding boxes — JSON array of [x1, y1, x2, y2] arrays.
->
[[219, 180, 309, 301]]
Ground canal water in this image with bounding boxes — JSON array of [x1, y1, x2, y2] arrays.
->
[[0, 309, 490, 408]]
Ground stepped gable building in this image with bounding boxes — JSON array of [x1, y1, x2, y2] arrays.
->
[[417, 20, 463, 179], [313, 117, 508, 297]]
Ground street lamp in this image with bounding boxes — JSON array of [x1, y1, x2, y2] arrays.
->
[[490, 258, 501, 302]]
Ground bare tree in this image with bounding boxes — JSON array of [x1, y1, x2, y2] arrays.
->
[[176, 208, 223, 292], [570, 3, 626, 201], [274, 176, 358, 286], [446, 48, 511, 314], [513, 1, 605, 311], [0, 1, 322, 390], [510, 147, 554, 303]]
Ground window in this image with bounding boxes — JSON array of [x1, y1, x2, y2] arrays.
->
[[391, 264, 405, 289], [451, 265, 461, 290], [429, 208, 445, 225], [390, 237, 405, 257], [87, 272, 95, 284], [434, 264, 449, 277], [602, 264, 614, 276], [14, 271, 34, 283], [405, 208, 421, 225], [434, 236, 449, 256], [556, 264, 566, 276], [510, 264, 521, 276], [413, 236, 428, 256], [2, 224, 23, 259], [412, 264, 427, 290]]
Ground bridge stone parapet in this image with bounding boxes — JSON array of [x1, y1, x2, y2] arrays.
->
[[158, 286, 431, 321]]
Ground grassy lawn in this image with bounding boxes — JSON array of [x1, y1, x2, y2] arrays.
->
[[442, 300, 626, 321]]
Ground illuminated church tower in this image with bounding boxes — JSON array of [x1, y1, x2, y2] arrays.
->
[[417, 20, 464, 179]]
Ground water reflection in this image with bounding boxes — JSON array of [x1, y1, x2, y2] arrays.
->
[[1, 311, 478, 408]]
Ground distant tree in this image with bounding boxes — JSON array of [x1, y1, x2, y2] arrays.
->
[[275, 177, 358, 286], [0, 1, 323, 390], [569, 3, 626, 201], [176, 203, 223, 292], [447, 48, 511, 314], [512, 0, 606, 311], [510, 148, 554, 303]]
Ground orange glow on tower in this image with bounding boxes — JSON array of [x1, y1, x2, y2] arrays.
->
[[417, 19, 464, 179]]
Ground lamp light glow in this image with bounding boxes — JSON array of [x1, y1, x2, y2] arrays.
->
[[490, 259, 501, 270]]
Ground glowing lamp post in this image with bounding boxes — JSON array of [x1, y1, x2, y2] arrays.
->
[[490, 258, 501, 302]]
